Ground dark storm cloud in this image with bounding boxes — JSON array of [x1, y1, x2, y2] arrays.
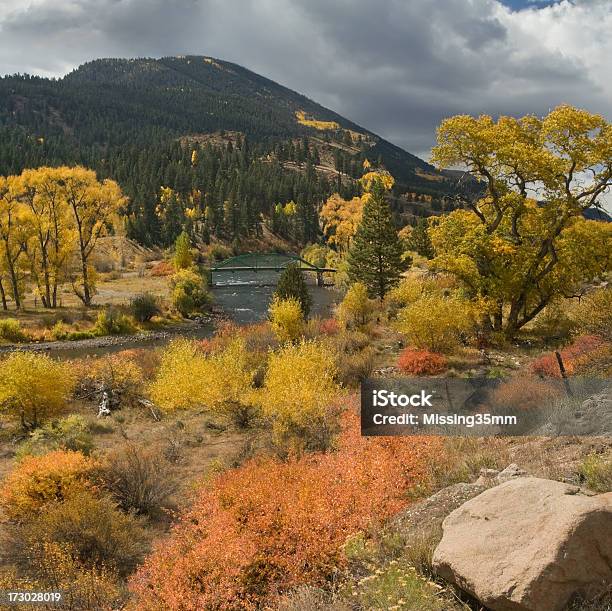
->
[[0, 0, 610, 158]]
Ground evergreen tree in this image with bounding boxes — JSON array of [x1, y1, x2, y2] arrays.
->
[[408, 218, 435, 259], [347, 179, 407, 301], [273, 263, 312, 317]]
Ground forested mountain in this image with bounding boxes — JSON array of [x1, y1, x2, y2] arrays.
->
[[0, 56, 460, 246]]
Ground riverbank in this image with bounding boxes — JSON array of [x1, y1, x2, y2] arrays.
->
[[0, 315, 224, 358]]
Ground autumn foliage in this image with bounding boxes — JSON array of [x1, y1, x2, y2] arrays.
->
[[268, 296, 305, 343], [260, 340, 339, 452], [149, 338, 254, 417], [0, 353, 75, 429], [529, 334, 608, 377], [129, 409, 440, 609], [0, 450, 96, 521], [397, 348, 448, 376]]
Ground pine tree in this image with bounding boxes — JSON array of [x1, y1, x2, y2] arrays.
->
[[408, 218, 435, 259], [274, 263, 312, 317], [347, 179, 407, 301]]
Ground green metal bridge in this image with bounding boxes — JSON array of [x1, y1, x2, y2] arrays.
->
[[208, 252, 336, 287]]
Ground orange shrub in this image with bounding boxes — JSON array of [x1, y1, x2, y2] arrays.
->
[[530, 335, 608, 377], [0, 450, 96, 521], [150, 260, 174, 277], [397, 348, 447, 375], [129, 407, 440, 609], [490, 376, 562, 411]]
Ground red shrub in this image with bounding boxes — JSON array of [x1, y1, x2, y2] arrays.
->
[[397, 348, 447, 375], [150, 261, 174, 277], [530, 335, 608, 377], [129, 406, 440, 610], [319, 318, 340, 336]]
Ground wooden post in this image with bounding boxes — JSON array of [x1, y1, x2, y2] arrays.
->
[[317, 271, 324, 287], [554, 351, 573, 396]]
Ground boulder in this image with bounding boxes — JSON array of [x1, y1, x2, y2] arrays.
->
[[391, 482, 489, 536], [495, 463, 527, 484], [432, 477, 612, 611]]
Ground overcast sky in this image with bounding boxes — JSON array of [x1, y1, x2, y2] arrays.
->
[[1, 0, 611, 163]]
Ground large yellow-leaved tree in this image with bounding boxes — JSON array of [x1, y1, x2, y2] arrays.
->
[[0, 166, 125, 309], [431, 105, 612, 337], [57, 167, 125, 306]]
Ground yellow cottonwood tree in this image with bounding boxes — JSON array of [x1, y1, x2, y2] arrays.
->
[[19, 168, 76, 308], [431, 105, 612, 336], [0, 176, 27, 309], [56, 167, 125, 306]]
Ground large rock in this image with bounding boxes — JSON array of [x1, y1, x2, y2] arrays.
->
[[432, 477, 612, 611]]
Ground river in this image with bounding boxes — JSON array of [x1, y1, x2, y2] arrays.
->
[[2, 268, 339, 360]]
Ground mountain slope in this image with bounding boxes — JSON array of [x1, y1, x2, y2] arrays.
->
[[0, 56, 448, 189]]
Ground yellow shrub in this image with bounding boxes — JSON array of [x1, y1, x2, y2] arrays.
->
[[269, 296, 304, 343], [0, 450, 96, 522], [149, 338, 254, 417], [0, 550, 122, 611], [0, 353, 75, 429], [337, 282, 376, 328], [21, 491, 147, 577], [260, 340, 339, 452], [396, 294, 476, 353], [387, 274, 458, 310]]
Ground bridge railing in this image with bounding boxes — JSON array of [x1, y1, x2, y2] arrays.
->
[[208, 252, 336, 287]]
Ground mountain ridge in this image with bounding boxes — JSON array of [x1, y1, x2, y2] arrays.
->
[[1, 55, 446, 187]]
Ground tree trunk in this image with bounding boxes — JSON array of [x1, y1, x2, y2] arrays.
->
[[493, 303, 503, 331], [80, 254, 91, 306], [0, 278, 7, 310], [35, 229, 53, 309], [4, 242, 21, 310]]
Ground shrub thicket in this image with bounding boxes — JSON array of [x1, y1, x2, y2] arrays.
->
[[269, 296, 304, 343], [170, 269, 210, 317], [94, 308, 137, 336], [130, 292, 161, 322], [337, 282, 376, 328], [396, 294, 475, 353], [129, 411, 441, 610], [0, 318, 27, 342], [16, 415, 94, 459]]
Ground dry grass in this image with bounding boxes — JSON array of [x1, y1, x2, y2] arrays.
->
[[411, 437, 511, 499]]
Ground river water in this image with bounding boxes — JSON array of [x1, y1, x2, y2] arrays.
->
[[212, 268, 338, 324]]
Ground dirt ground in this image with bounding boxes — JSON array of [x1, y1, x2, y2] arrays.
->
[[0, 401, 250, 510]]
